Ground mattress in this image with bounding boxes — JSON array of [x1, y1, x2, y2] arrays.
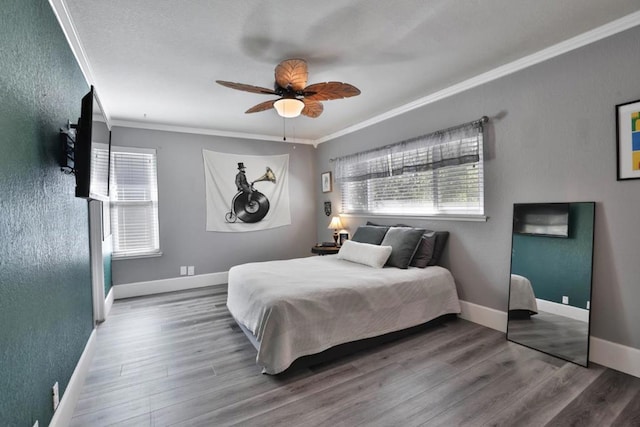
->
[[509, 274, 538, 313], [227, 256, 461, 374]]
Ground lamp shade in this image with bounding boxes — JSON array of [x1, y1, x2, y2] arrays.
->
[[328, 216, 343, 230], [273, 98, 305, 118]]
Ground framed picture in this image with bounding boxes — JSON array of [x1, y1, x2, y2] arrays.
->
[[339, 232, 349, 246], [616, 99, 640, 180], [324, 201, 332, 216], [321, 171, 332, 193]]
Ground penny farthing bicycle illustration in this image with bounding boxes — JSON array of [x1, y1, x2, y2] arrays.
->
[[225, 165, 276, 223]]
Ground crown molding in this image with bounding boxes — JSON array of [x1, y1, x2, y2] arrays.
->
[[48, 0, 92, 82], [48, 0, 112, 128], [315, 10, 640, 145], [50, 0, 640, 146], [110, 120, 316, 145]]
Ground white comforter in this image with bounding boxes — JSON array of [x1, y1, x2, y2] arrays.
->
[[509, 274, 538, 313], [227, 256, 461, 374]]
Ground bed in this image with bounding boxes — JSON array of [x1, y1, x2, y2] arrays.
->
[[227, 254, 461, 374], [508, 274, 538, 318]]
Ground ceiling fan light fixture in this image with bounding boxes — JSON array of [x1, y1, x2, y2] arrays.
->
[[217, 59, 360, 119], [273, 98, 304, 118]]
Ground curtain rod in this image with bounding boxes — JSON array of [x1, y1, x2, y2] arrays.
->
[[329, 116, 488, 162]]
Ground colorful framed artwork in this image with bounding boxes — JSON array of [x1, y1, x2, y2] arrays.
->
[[616, 99, 640, 181], [321, 171, 332, 193]]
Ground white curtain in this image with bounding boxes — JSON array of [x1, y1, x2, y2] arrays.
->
[[203, 150, 291, 232]]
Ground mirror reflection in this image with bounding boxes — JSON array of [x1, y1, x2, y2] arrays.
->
[[507, 202, 595, 366]]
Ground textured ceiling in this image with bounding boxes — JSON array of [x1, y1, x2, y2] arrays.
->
[[62, 0, 640, 142]]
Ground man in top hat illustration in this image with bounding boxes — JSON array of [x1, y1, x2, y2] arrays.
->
[[235, 162, 253, 202]]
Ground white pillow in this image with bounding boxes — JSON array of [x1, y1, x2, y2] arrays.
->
[[336, 240, 393, 268]]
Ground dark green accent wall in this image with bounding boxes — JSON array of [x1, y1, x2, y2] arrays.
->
[[104, 236, 113, 294], [0, 1, 93, 426], [511, 202, 595, 308]]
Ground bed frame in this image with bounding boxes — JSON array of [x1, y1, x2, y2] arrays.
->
[[236, 313, 458, 374]]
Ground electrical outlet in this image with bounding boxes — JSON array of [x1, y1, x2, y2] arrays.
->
[[52, 382, 59, 411], [587, 301, 590, 310], [180, 266, 187, 276], [562, 296, 569, 305], [187, 266, 195, 276]]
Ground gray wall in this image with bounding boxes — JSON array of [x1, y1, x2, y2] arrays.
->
[[1, 1, 93, 425], [315, 26, 640, 350], [110, 127, 317, 284]]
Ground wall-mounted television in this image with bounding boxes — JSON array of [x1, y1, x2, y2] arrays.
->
[[513, 203, 570, 238], [73, 86, 111, 200]]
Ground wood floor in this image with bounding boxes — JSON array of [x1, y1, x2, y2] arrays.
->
[[71, 285, 640, 427], [508, 310, 589, 366]]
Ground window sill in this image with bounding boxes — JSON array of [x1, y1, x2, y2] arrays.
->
[[340, 213, 488, 222], [112, 251, 163, 261]]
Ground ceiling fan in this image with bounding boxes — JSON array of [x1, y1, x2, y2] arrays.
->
[[216, 59, 360, 118]]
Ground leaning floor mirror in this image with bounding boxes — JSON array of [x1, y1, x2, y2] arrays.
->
[[506, 202, 595, 366]]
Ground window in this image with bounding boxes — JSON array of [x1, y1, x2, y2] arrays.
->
[[109, 147, 160, 258], [89, 143, 110, 200], [90, 143, 112, 238], [335, 120, 485, 218]]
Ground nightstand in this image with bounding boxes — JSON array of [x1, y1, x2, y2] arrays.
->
[[311, 245, 340, 255]]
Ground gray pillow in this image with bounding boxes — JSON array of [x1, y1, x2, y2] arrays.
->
[[364, 222, 450, 266], [410, 232, 437, 268], [351, 225, 390, 245], [380, 227, 426, 269], [427, 231, 450, 266]]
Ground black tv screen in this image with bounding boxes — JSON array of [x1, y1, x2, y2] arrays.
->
[[513, 203, 569, 238], [74, 86, 111, 200]]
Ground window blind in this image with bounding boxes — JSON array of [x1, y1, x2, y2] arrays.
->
[[335, 119, 485, 217], [90, 143, 110, 199], [109, 147, 160, 258]]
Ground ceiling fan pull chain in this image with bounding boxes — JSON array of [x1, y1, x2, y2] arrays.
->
[[283, 116, 286, 141]]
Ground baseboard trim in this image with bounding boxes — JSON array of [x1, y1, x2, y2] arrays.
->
[[104, 287, 114, 317], [590, 337, 640, 379], [49, 328, 97, 427], [458, 300, 507, 333], [535, 298, 589, 322], [458, 299, 639, 378], [113, 271, 229, 299]]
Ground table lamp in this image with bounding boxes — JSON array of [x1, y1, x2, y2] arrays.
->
[[328, 216, 344, 246]]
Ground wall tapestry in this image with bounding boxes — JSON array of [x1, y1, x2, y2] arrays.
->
[[203, 150, 291, 232]]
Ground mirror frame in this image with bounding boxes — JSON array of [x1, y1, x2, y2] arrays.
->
[[506, 201, 595, 367]]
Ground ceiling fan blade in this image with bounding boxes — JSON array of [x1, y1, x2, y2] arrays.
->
[[301, 99, 323, 118], [216, 80, 277, 95], [245, 99, 276, 114], [303, 82, 361, 101], [275, 59, 308, 91]]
